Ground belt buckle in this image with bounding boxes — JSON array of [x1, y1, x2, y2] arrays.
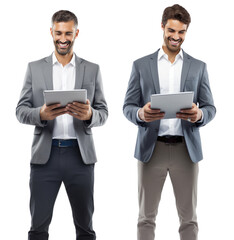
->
[[165, 138, 171, 145], [164, 136, 171, 145], [59, 140, 62, 147], [164, 136, 179, 144]]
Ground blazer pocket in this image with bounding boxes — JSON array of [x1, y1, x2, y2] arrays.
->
[[186, 76, 198, 81], [192, 126, 200, 132], [82, 83, 94, 88], [84, 127, 92, 135], [34, 127, 43, 135]]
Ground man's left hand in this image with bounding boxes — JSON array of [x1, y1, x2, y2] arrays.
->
[[66, 99, 92, 121], [176, 103, 202, 123]]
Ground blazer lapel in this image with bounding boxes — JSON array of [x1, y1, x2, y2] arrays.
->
[[180, 50, 192, 91], [149, 50, 160, 94], [43, 54, 53, 90], [74, 54, 85, 89], [43, 54, 85, 90]]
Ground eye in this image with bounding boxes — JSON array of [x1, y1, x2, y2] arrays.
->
[[168, 28, 175, 33]]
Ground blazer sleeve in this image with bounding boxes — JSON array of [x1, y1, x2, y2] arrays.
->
[[15, 63, 47, 127], [85, 65, 108, 128], [123, 62, 145, 127], [196, 63, 216, 127]]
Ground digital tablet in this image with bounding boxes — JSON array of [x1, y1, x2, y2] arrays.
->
[[44, 89, 87, 107], [151, 92, 194, 119]]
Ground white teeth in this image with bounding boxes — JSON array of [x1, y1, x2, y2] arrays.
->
[[170, 40, 180, 45], [59, 43, 68, 47]]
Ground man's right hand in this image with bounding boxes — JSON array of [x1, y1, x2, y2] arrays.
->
[[138, 102, 165, 122], [40, 104, 67, 121]]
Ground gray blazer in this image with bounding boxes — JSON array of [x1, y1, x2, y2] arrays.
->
[[123, 49, 216, 163], [16, 54, 108, 165]]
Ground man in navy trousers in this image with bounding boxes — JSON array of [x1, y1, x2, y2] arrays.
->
[[16, 10, 108, 240]]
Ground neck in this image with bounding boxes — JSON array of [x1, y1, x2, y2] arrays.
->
[[162, 45, 180, 63], [54, 50, 73, 66]]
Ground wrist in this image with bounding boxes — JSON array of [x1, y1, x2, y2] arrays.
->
[[196, 109, 203, 122], [138, 108, 144, 121], [88, 108, 93, 120], [40, 108, 45, 121]]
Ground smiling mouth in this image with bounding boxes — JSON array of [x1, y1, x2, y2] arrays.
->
[[169, 38, 181, 46], [56, 41, 70, 48]]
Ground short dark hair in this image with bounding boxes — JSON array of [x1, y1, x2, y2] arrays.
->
[[162, 4, 191, 27], [52, 10, 78, 28]]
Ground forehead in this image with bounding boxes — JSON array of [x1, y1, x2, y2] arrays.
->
[[164, 19, 188, 31], [52, 21, 76, 32]]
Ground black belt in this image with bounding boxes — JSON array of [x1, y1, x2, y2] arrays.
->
[[157, 135, 183, 144], [52, 139, 78, 148]]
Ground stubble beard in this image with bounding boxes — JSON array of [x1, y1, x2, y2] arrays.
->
[[164, 35, 183, 53], [54, 40, 74, 56]]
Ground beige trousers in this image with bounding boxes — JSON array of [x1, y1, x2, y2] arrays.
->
[[138, 141, 198, 240]]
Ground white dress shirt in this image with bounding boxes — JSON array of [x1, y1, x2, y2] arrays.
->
[[157, 48, 183, 136], [136, 48, 184, 136], [52, 53, 77, 139]]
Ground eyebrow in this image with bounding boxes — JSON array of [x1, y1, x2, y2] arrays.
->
[[168, 28, 186, 33], [54, 31, 74, 34]]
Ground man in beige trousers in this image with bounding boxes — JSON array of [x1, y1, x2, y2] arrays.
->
[[123, 4, 216, 240]]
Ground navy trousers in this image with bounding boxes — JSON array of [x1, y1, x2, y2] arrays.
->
[[28, 143, 95, 240]]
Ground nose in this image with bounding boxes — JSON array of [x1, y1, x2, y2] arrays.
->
[[172, 32, 180, 41], [60, 34, 67, 43]]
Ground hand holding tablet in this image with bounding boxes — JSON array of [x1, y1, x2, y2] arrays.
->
[[138, 102, 165, 122], [41, 89, 91, 121], [151, 92, 194, 119], [43, 89, 87, 107], [66, 99, 93, 121]]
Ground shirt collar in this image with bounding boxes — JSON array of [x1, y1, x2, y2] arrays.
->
[[52, 52, 76, 67], [158, 48, 183, 61]]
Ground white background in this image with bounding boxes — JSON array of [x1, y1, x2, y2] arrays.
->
[[1, 0, 233, 239]]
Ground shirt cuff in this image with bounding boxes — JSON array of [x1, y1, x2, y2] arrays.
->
[[136, 108, 144, 122], [197, 109, 204, 123]]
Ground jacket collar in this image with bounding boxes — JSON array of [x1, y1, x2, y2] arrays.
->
[[149, 49, 192, 93], [43, 53, 84, 90]]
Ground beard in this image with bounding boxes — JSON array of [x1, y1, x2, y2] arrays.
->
[[54, 40, 74, 56], [164, 36, 183, 53]]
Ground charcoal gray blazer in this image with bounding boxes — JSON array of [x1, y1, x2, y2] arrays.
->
[[16, 54, 108, 164]]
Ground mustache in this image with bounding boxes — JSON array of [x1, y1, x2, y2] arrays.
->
[[56, 40, 71, 45]]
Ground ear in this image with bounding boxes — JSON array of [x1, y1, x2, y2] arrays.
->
[[75, 29, 79, 39], [50, 27, 53, 37], [161, 23, 165, 30]]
